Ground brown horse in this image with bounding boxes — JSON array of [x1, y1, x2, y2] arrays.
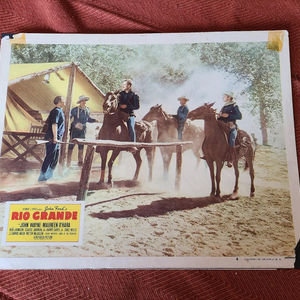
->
[[188, 103, 255, 199], [142, 104, 204, 178], [96, 91, 155, 184]]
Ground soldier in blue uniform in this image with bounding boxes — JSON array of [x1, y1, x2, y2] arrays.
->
[[175, 96, 189, 140], [67, 95, 99, 167], [38, 96, 65, 182], [217, 91, 242, 167], [118, 79, 140, 143]]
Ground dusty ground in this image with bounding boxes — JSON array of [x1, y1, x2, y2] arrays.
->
[[0, 145, 296, 257]]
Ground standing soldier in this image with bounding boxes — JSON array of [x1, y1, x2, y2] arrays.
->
[[38, 96, 65, 182], [67, 95, 98, 167], [118, 79, 140, 142], [217, 91, 242, 167]]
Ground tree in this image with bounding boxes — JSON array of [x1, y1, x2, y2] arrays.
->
[[195, 42, 282, 145], [11, 42, 283, 145], [11, 44, 138, 92]]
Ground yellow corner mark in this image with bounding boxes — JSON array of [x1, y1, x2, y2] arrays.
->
[[9, 33, 26, 44], [267, 31, 284, 52]]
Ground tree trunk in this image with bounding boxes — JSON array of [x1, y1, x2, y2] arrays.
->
[[259, 101, 268, 145]]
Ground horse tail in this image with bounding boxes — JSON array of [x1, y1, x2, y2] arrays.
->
[[244, 160, 249, 171]]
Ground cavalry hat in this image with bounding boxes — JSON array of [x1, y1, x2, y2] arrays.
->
[[77, 95, 89, 104], [224, 91, 234, 98], [177, 96, 189, 102]]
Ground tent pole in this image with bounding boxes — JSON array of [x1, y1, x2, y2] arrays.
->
[[59, 63, 76, 166]]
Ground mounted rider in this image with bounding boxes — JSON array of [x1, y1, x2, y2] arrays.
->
[[217, 91, 242, 167], [175, 96, 189, 140], [118, 79, 140, 143]]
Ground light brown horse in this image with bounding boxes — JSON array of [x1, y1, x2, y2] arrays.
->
[[142, 104, 204, 178], [188, 103, 255, 199], [96, 91, 155, 184]]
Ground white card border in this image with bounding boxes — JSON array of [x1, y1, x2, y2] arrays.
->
[[0, 31, 298, 269]]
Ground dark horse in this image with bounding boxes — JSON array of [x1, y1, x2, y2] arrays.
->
[[188, 103, 255, 199], [96, 91, 155, 184], [143, 104, 204, 178]]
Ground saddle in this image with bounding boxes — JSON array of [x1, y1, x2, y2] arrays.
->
[[135, 120, 153, 141], [119, 110, 131, 122], [118, 110, 152, 142], [217, 120, 251, 158]]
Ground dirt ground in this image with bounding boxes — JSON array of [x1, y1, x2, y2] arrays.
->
[[0, 145, 296, 257]]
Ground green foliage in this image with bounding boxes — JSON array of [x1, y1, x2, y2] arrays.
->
[[195, 42, 282, 128], [11, 41, 282, 136], [11, 44, 138, 92]]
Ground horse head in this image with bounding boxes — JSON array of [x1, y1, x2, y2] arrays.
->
[[103, 90, 120, 114], [143, 104, 168, 122], [188, 102, 216, 120]]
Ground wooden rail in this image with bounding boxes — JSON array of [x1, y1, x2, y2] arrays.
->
[[72, 138, 193, 148], [73, 138, 193, 201]]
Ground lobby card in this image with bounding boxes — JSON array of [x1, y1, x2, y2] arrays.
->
[[0, 31, 298, 269]]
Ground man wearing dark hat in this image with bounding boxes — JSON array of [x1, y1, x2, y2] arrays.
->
[[175, 96, 189, 140], [67, 95, 98, 167], [38, 96, 65, 182]]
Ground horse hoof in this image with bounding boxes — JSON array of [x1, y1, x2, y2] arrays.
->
[[107, 181, 113, 188], [96, 182, 108, 189], [228, 191, 239, 200], [250, 192, 255, 198], [215, 196, 222, 202]]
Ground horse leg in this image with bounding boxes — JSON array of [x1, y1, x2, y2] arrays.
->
[[132, 150, 142, 181], [99, 150, 108, 184], [230, 159, 239, 200], [107, 149, 120, 184], [192, 146, 201, 169], [206, 159, 215, 197], [247, 156, 255, 197], [215, 160, 224, 199], [146, 147, 154, 181], [161, 149, 172, 180]]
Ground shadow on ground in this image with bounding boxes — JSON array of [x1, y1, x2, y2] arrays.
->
[[90, 196, 224, 219]]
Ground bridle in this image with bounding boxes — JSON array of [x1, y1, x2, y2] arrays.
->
[[104, 92, 119, 114]]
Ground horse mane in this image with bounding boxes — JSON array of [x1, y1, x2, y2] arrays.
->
[[160, 107, 175, 121], [103, 90, 120, 114]]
